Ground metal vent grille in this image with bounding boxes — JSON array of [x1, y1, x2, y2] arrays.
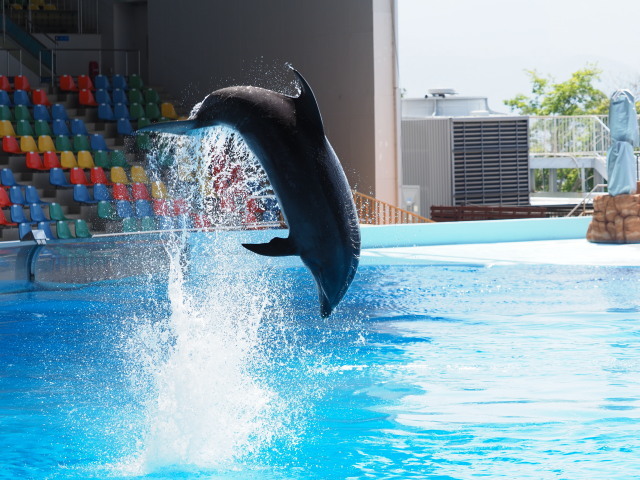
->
[[452, 118, 529, 206]]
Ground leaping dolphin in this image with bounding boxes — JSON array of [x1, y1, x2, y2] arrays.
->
[[136, 68, 360, 317]]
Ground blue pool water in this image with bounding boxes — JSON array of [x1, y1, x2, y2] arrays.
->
[[1, 243, 639, 479]]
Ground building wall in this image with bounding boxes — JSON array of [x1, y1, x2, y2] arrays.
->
[[144, 0, 398, 203]]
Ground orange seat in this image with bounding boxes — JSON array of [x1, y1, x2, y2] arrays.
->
[[2, 136, 20, 154], [77, 75, 94, 91], [31, 89, 51, 106], [69, 167, 89, 185], [79, 89, 98, 106], [26, 151, 46, 170], [43, 151, 62, 169], [14, 75, 31, 92], [58, 74, 78, 92]]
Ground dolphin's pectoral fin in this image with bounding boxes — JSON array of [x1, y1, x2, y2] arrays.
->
[[242, 237, 297, 257], [135, 119, 199, 136]]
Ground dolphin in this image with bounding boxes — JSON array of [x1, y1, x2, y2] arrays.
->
[[136, 68, 360, 317]]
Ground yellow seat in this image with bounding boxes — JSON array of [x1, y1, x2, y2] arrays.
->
[[11, 4, 24, 10], [37, 135, 56, 153], [60, 151, 78, 169], [0, 120, 16, 137], [160, 102, 178, 120], [77, 150, 95, 169], [150, 180, 169, 199], [19, 135, 37, 153], [130, 165, 149, 184], [43, 3, 56, 9], [110, 166, 129, 184]]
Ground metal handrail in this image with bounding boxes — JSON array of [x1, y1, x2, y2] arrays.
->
[[39, 47, 141, 79], [565, 183, 608, 217], [353, 190, 433, 224]]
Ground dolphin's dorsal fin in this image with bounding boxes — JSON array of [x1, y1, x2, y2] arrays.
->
[[291, 69, 325, 136], [242, 236, 297, 257]]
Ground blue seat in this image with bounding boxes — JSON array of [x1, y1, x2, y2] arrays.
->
[[49, 168, 73, 187], [1, 168, 23, 188], [117, 118, 134, 136], [156, 216, 174, 230], [134, 199, 153, 218], [0, 90, 11, 106], [95, 89, 112, 105], [25, 185, 48, 204], [94, 75, 111, 91], [13, 90, 32, 106], [70, 118, 89, 136], [73, 184, 98, 204], [9, 186, 26, 205], [10, 205, 32, 223], [112, 74, 128, 90], [18, 222, 32, 239], [116, 200, 134, 218], [51, 104, 70, 121], [52, 119, 70, 136], [33, 104, 51, 122], [114, 103, 130, 119], [97, 103, 115, 121], [29, 203, 49, 222], [92, 183, 111, 202], [112, 89, 128, 105], [37, 221, 55, 239], [262, 197, 280, 222], [90, 134, 109, 151]]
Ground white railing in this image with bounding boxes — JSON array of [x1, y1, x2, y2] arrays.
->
[[529, 115, 611, 157]]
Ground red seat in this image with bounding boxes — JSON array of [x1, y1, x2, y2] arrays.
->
[[0, 188, 12, 208], [79, 89, 98, 106], [69, 167, 89, 185], [77, 75, 94, 91], [2, 136, 20, 154], [172, 198, 189, 216], [43, 151, 62, 169], [58, 74, 78, 92], [14, 75, 31, 92], [26, 151, 46, 170], [90, 167, 110, 185], [153, 198, 171, 216], [0, 208, 17, 226], [112, 183, 131, 201], [192, 213, 212, 229], [0, 75, 12, 92], [31, 89, 51, 106], [131, 182, 150, 200]]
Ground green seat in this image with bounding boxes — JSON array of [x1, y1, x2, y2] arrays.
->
[[72, 135, 91, 153], [136, 117, 151, 129], [110, 150, 129, 168], [129, 102, 145, 120], [128, 74, 144, 90], [122, 217, 139, 232], [0, 105, 13, 121], [15, 119, 34, 137], [97, 201, 117, 220], [93, 150, 110, 168], [145, 102, 161, 120], [144, 88, 160, 104], [128, 88, 144, 104], [13, 105, 32, 122], [55, 135, 72, 152], [74, 219, 92, 238], [34, 119, 52, 137], [55, 220, 73, 239], [135, 133, 151, 151], [48, 203, 69, 221], [140, 216, 156, 231]]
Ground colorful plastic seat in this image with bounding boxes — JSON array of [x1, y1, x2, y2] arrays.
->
[[14, 105, 32, 122], [131, 182, 150, 200], [160, 102, 179, 120], [134, 199, 153, 218], [114, 102, 130, 119], [10, 205, 31, 223], [74, 219, 92, 238], [150, 180, 169, 199], [18, 222, 33, 239], [110, 150, 128, 167], [135, 133, 151, 151], [117, 118, 134, 135], [90, 134, 109, 151], [112, 183, 131, 201], [128, 89, 144, 105], [116, 200, 133, 218], [25, 185, 47, 204], [0, 91, 11, 106], [29, 203, 49, 222], [32, 104, 51, 122], [9, 186, 26, 205], [15, 119, 34, 137], [145, 102, 161, 120], [144, 88, 160, 104], [49, 168, 73, 187], [43, 151, 61, 169], [14, 75, 31, 92], [89, 167, 109, 185], [95, 89, 112, 105], [110, 166, 129, 184], [70, 118, 88, 136], [128, 74, 144, 90], [140, 216, 156, 231], [69, 167, 89, 185], [92, 183, 111, 202], [19, 135, 37, 152], [37, 135, 56, 153], [34, 119, 52, 137], [130, 166, 149, 184], [152, 199, 171, 216], [136, 117, 151, 129], [0, 208, 17, 226], [0, 105, 13, 121], [97, 201, 117, 220], [129, 102, 145, 120], [112, 75, 128, 90], [51, 104, 70, 121], [77, 151, 94, 169], [156, 216, 174, 230], [58, 74, 78, 92], [26, 151, 45, 170], [97, 103, 115, 121], [48, 202, 68, 221], [0, 120, 16, 137], [1, 169, 23, 187], [13, 90, 32, 106], [55, 220, 73, 239], [2, 136, 20, 153], [122, 217, 139, 232], [73, 184, 96, 203], [112, 89, 128, 105], [0, 75, 13, 92], [31, 89, 51, 106], [52, 119, 70, 136], [0, 187, 11, 208], [37, 221, 55, 239], [73, 135, 91, 153], [79, 89, 98, 106], [77, 75, 94, 91], [93, 150, 110, 168], [60, 151, 78, 169], [94, 75, 111, 91], [55, 135, 72, 152]]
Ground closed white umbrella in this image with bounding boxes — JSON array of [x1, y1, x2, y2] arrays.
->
[[606, 89, 639, 196]]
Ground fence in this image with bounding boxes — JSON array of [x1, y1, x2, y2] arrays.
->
[[529, 115, 611, 157], [2, 0, 98, 35], [353, 191, 432, 225]]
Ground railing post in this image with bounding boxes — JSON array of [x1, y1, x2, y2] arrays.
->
[[98, 49, 101, 75], [19, 49, 22, 75], [137, 49, 140, 76], [125, 51, 128, 76]]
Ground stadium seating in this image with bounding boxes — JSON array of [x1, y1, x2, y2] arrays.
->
[[70, 118, 88, 135], [112, 183, 131, 201], [77, 151, 95, 169], [34, 120, 53, 137], [52, 119, 70, 136], [2, 136, 20, 153], [0, 75, 13, 92], [37, 135, 56, 153], [13, 75, 31, 92], [74, 219, 92, 238], [89, 167, 109, 185], [77, 75, 94, 91], [58, 74, 79, 92], [29, 203, 49, 222], [69, 167, 89, 185], [0, 120, 16, 137], [130, 165, 149, 184], [25, 185, 47, 204], [15, 119, 34, 137], [49, 168, 73, 187], [43, 151, 62, 169], [31, 89, 51, 106], [73, 184, 97, 203], [55, 220, 73, 239], [48, 203, 68, 221], [33, 104, 51, 122], [1, 169, 23, 187], [60, 151, 78, 169]]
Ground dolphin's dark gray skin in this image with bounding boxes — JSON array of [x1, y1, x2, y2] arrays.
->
[[137, 68, 360, 317]]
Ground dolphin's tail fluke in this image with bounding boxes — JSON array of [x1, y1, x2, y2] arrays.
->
[[135, 119, 199, 136]]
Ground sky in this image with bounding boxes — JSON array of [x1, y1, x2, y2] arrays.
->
[[397, 0, 640, 113]]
